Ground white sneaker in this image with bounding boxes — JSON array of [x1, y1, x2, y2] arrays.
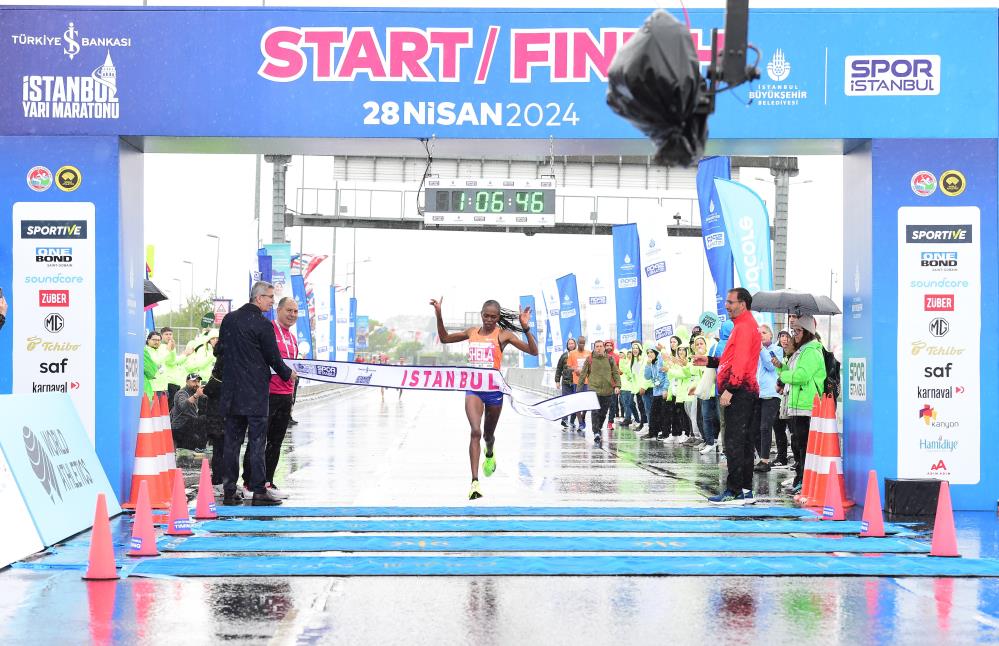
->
[[781, 476, 795, 487], [266, 483, 290, 500], [699, 443, 715, 454]]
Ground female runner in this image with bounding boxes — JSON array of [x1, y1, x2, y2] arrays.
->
[[431, 297, 538, 500]]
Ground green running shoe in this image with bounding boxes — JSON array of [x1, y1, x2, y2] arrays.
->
[[469, 480, 483, 500], [483, 452, 496, 477]]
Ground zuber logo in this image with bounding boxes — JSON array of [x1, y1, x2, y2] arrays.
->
[[39, 290, 69, 307], [924, 294, 954, 311]]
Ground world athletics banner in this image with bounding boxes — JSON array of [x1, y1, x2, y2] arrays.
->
[[287, 359, 598, 420], [696, 156, 734, 320], [612, 224, 642, 347]]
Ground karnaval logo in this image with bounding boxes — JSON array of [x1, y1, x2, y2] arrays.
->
[[749, 47, 808, 107], [939, 170, 966, 197], [32, 381, 80, 393], [22, 425, 62, 503]]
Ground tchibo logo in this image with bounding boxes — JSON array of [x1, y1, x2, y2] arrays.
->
[[906, 225, 972, 244], [35, 246, 73, 265], [21, 220, 87, 239], [845, 55, 940, 96]]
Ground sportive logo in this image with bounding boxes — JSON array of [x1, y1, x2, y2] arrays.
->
[[906, 225, 972, 243], [920, 251, 958, 270], [26, 166, 52, 192], [910, 171, 937, 197], [845, 55, 940, 96], [21, 220, 88, 239], [22, 425, 62, 503], [924, 294, 954, 311], [35, 246, 73, 265], [767, 48, 791, 81], [26, 337, 81, 352], [43, 313, 65, 334], [939, 170, 966, 197], [910, 341, 964, 357], [39, 290, 69, 307], [923, 363, 953, 378], [928, 317, 949, 338]]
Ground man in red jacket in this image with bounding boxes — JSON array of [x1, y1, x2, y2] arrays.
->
[[694, 287, 762, 504]]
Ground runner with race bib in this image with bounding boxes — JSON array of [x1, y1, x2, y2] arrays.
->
[[430, 297, 538, 500]]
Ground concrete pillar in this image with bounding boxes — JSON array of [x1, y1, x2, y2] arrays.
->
[[264, 154, 292, 244]]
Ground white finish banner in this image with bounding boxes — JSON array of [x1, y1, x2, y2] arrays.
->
[[635, 215, 674, 342], [287, 359, 598, 421], [897, 207, 980, 484], [12, 202, 96, 444]]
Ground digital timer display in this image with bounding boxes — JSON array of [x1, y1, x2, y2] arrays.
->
[[427, 189, 555, 214]]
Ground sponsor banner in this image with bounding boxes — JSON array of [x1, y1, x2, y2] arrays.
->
[[518, 295, 539, 369], [0, 448, 44, 568], [897, 206, 980, 483], [696, 157, 734, 319], [0, 394, 121, 546], [12, 202, 96, 443], [582, 275, 612, 346], [611, 224, 642, 347], [714, 178, 776, 328], [313, 286, 332, 360], [347, 297, 357, 362], [287, 358, 598, 421], [555, 273, 582, 351], [263, 243, 292, 302], [334, 287, 350, 361], [290, 274, 314, 359], [542, 286, 563, 363], [635, 215, 672, 342]]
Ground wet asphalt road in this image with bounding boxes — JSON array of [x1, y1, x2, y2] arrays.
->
[[2, 386, 999, 645]]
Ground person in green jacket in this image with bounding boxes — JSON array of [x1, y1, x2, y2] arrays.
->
[[666, 346, 695, 444], [143, 331, 162, 401], [149, 326, 178, 396], [578, 340, 620, 446], [775, 314, 827, 492], [619, 340, 647, 432], [183, 328, 219, 382]]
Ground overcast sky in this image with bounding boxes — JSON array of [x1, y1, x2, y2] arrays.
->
[[143, 154, 843, 330]]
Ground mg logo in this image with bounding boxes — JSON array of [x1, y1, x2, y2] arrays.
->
[[43, 313, 65, 333], [929, 318, 950, 338]]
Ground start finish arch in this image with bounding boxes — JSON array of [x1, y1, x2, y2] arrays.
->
[[0, 5, 995, 508]]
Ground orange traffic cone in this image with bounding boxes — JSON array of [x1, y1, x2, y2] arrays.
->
[[193, 458, 218, 520], [820, 461, 846, 520], [801, 396, 854, 509], [123, 396, 169, 510], [165, 469, 193, 536], [860, 470, 886, 537], [930, 480, 960, 557], [126, 480, 159, 557], [83, 493, 119, 580], [151, 396, 172, 504], [794, 395, 823, 504], [159, 394, 180, 485]]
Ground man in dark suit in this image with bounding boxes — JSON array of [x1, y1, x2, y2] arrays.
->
[[217, 281, 296, 505]]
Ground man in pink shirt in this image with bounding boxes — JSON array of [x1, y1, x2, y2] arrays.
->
[[241, 296, 299, 499]]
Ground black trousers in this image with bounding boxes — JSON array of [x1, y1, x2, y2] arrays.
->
[[167, 383, 181, 411], [773, 417, 790, 463], [790, 416, 812, 486], [722, 389, 757, 493], [209, 433, 224, 485], [591, 394, 614, 433], [649, 396, 667, 437], [242, 393, 294, 486], [224, 414, 268, 495], [751, 397, 781, 460], [668, 400, 691, 437]]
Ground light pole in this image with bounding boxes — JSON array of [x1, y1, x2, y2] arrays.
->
[[172, 278, 182, 329], [182, 260, 194, 327], [206, 234, 220, 297]]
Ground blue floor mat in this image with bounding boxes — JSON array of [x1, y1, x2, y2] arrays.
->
[[210, 506, 817, 518], [198, 518, 913, 535], [160, 534, 929, 553], [131, 554, 999, 577]]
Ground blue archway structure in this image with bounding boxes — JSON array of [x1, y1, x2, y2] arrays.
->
[[0, 6, 995, 509]]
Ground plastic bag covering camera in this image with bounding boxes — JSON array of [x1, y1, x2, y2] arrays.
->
[[606, 10, 708, 167]]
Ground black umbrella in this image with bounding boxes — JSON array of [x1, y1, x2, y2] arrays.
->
[[751, 289, 841, 316], [144, 279, 168, 308]]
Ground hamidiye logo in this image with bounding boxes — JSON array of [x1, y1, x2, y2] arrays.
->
[[767, 48, 791, 81]]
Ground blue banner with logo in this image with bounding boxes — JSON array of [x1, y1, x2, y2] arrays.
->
[[348, 297, 357, 362], [555, 273, 582, 350], [612, 224, 642, 346], [255, 251, 274, 321], [518, 294, 539, 368], [714, 178, 775, 327], [696, 156, 734, 319], [329, 286, 337, 362], [290, 274, 313, 359]]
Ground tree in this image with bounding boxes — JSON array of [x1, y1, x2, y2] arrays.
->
[[152, 295, 213, 332], [391, 340, 424, 362]]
